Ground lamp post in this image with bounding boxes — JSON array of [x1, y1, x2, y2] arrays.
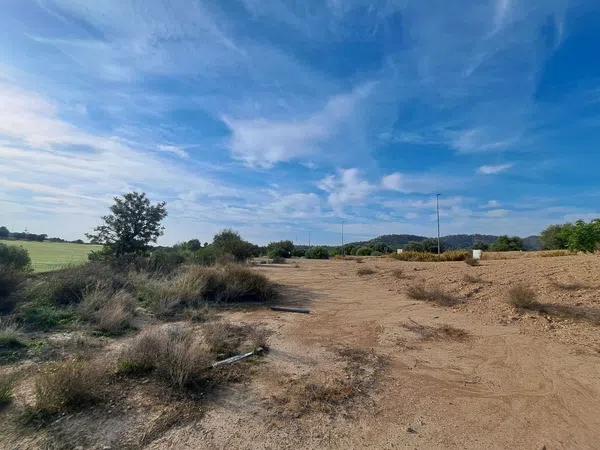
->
[[436, 193, 441, 255]]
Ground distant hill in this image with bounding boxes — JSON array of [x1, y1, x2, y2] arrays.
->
[[347, 233, 542, 251]]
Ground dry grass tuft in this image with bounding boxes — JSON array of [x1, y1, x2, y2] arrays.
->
[[134, 265, 277, 317], [402, 320, 470, 341], [275, 348, 384, 417], [203, 322, 268, 358], [463, 274, 482, 284], [464, 257, 480, 267], [550, 279, 593, 291], [356, 267, 377, 276], [406, 283, 461, 306], [117, 325, 211, 389], [79, 288, 136, 334], [0, 373, 15, 406], [30, 360, 106, 417], [354, 258, 364, 264], [507, 284, 540, 310], [0, 320, 26, 349]]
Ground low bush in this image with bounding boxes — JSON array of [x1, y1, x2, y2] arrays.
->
[[117, 325, 210, 389], [402, 320, 470, 341], [79, 288, 136, 334], [507, 284, 539, 310], [357, 267, 376, 276], [406, 283, 461, 306], [464, 257, 479, 266], [20, 304, 76, 331], [136, 265, 276, 317], [355, 247, 372, 256], [390, 251, 470, 262], [0, 243, 31, 271], [203, 322, 268, 358], [25, 262, 128, 306], [0, 266, 25, 314], [305, 247, 329, 259], [31, 360, 105, 417], [0, 321, 26, 349]]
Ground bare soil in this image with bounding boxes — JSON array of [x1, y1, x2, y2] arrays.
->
[[3, 255, 600, 449]]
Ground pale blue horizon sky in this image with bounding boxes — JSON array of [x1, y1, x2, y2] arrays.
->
[[1, 0, 600, 245]]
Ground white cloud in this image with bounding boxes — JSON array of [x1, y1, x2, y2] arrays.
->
[[477, 163, 513, 175], [317, 168, 375, 212], [381, 172, 463, 194], [223, 83, 373, 168], [157, 145, 189, 159], [484, 200, 501, 208], [485, 208, 510, 218]]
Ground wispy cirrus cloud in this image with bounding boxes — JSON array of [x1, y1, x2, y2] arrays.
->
[[477, 163, 513, 175]]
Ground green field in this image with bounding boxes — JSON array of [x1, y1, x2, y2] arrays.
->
[[0, 240, 102, 272]]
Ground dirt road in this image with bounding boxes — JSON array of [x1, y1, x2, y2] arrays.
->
[[154, 256, 600, 449]]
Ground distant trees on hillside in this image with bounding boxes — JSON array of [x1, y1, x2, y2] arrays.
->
[[540, 219, 600, 252], [489, 236, 525, 252]]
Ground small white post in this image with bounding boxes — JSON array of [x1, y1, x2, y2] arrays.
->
[[473, 249, 482, 260]]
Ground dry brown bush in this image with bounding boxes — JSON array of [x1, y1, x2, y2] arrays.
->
[[117, 325, 210, 390], [464, 257, 479, 266], [356, 267, 376, 276], [402, 320, 470, 341], [550, 279, 593, 291], [203, 322, 268, 358], [406, 283, 461, 306], [80, 288, 136, 334], [134, 265, 277, 317], [507, 284, 540, 310], [463, 274, 482, 284], [31, 360, 106, 417]]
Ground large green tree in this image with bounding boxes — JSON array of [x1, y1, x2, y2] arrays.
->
[[568, 220, 600, 253], [540, 224, 574, 250], [212, 229, 258, 262], [87, 192, 167, 256], [490, 236, 525, 252]]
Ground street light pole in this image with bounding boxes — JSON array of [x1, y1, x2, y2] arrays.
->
[[436, 193, 441, 255], [341, 222, 344, 257]]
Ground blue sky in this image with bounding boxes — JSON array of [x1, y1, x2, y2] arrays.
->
[[1, 0, 600, 245]]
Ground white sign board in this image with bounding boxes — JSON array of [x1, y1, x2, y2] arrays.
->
[[473, 249, 482, 260]]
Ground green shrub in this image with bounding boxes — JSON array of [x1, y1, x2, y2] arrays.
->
[[305, 247, 329, 259], [212, 229, 259, 262], [0, 266, 25, 314], [267, 241, 294, 259], [490, 236, 525, 252], [0, 322, 25, 349], [355, 247, 372, 256], [0, 243, 31, 271], [291, 248, 306, 257], [20, 304, 76, 331]]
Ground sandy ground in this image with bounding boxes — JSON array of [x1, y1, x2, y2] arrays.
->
[[3, 255, 600, 449], [147, 255, 600, 449]]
